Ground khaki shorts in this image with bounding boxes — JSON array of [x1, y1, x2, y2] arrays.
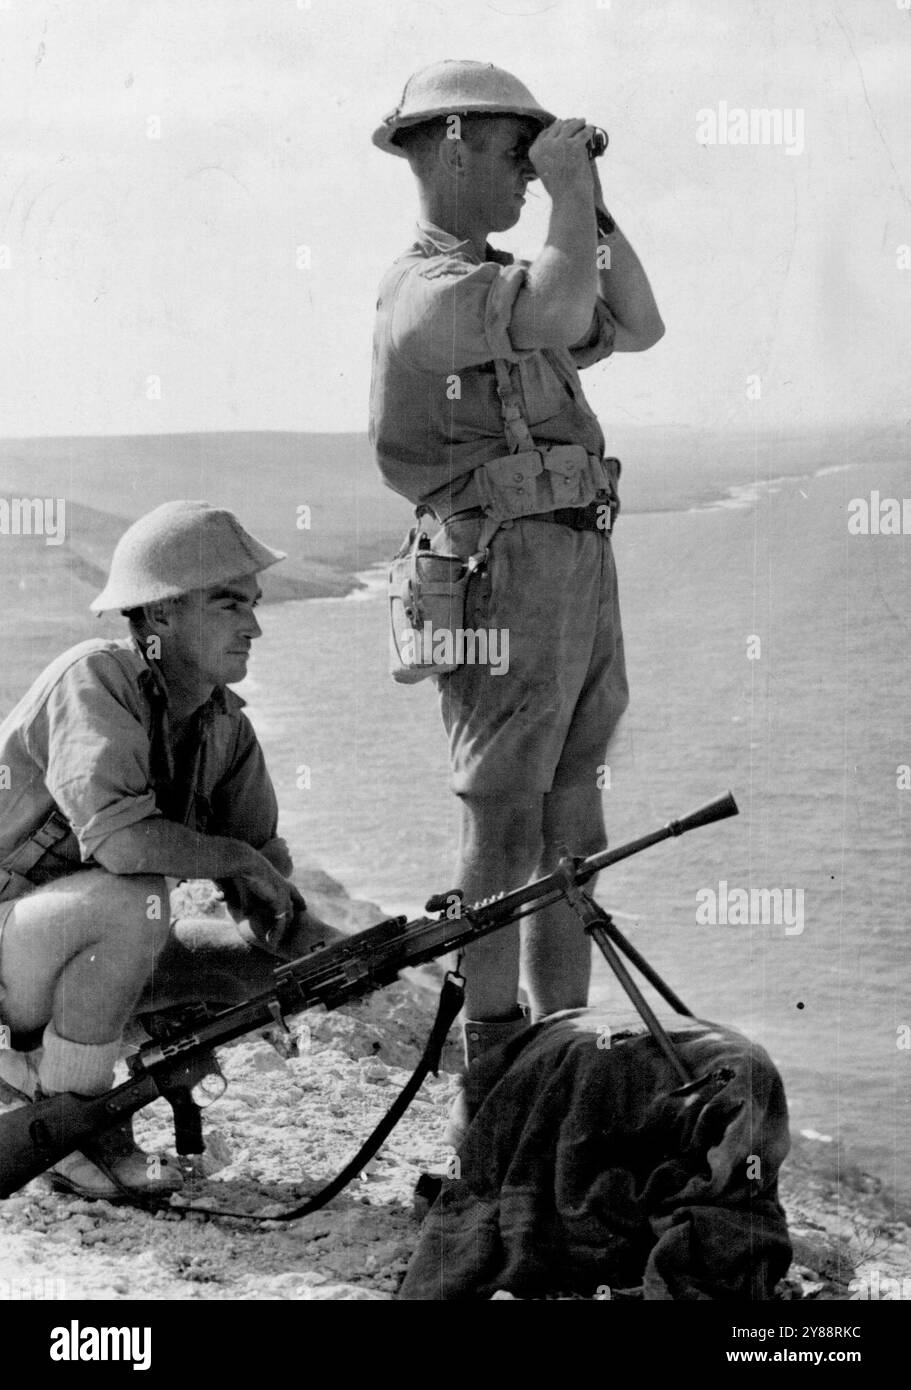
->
[[0, 897, 19, 1027], [436, 514, 629, 796]]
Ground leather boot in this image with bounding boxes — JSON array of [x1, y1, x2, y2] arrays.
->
[[444, 1007, 531, 1149], [45, 1105, 184, 1201]]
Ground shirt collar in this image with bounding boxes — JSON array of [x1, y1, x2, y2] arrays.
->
[[415, 219, 513, 267]]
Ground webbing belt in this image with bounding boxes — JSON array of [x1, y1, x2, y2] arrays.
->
[[446, 498, 612, 535], [0, 810, 73, 901]]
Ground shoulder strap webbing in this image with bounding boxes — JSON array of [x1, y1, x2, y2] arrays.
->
[[493, 358, 537, 455]]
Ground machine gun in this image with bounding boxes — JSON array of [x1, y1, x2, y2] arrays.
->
[[0, 792, 737, 1210]]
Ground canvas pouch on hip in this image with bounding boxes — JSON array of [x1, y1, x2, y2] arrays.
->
[[388, 515, 495, 683]]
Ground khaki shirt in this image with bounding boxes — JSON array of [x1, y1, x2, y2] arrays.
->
[[369, 220, 616, 520], [0, 638, 285, 888]]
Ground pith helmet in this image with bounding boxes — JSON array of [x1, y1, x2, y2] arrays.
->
[[373, 59, 555, 157], [90, 500, 286, 613]]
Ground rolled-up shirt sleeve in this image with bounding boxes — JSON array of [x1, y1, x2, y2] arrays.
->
[[569, 295, 617, 369], [30, 653, 161, 863], [391, 256, 529, 373]]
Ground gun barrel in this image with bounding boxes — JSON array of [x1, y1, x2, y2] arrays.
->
[[577, 791, 738, 880], [477, 792, 739, 922], [667, 791, 739, 837]]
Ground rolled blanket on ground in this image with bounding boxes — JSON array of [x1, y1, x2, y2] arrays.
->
[[400, 1009, 792, 1301]]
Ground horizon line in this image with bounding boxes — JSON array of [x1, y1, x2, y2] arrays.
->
[[0, 420, 902, 446]]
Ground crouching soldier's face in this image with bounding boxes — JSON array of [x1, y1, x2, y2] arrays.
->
[[142, 574, 263, 689]]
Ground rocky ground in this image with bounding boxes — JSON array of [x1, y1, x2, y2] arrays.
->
[[1, 874, 908, 1303]]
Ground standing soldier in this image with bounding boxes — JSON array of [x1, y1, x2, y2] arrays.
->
[[369, 61, 665, 1137]]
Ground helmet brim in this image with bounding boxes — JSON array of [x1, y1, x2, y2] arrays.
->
[[372, 104, 555, 157]]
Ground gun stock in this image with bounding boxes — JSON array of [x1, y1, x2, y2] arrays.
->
[[0, 1077, 159, 1198]]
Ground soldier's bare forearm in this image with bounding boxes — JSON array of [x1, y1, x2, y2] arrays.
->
[[595, 212, 664, 351], [511, 185, 599, 348], [94, 818, 270, 887]]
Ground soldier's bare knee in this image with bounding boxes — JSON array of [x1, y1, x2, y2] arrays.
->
[[541, 826, 607, 864], [461, 794, 542, 864], [95, 874, 172, 953], [541, 785, 606, 861]]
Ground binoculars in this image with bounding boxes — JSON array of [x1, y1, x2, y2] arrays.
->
[[587, 127, 609, 159]]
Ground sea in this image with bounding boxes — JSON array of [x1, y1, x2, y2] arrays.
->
[[233, 445, 911, 1200]]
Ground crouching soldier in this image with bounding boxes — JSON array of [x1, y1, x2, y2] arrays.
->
[[0, 500, 339, 1200]]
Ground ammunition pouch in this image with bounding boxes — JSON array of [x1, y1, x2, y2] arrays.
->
[[474, 445, 616, 522]]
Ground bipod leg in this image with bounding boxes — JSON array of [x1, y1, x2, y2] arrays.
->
[[554, 857, 692, 1085], [597, 917, 694, 1020]]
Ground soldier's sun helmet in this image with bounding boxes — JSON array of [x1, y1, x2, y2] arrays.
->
[[90, 500, 286, 613], [373, 59, 555, 157]]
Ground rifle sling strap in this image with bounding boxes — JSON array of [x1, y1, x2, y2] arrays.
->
[[104, 970, 466, 1223]]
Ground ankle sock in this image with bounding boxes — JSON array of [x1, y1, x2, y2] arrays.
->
[[38, 1022, 121, 1097]]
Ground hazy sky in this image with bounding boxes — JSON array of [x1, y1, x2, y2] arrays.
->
[[1, 0, 908, 437]]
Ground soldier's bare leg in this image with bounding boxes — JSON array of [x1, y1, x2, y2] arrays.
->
[[522, 780, 605, 1018], [0, 869, 186, 1196], [455, 791, 542, 1020], [0, 869, 171, 1045], [455, 784, 604, 1021]]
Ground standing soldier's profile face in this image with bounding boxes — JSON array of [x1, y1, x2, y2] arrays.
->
[[447, 116, 539, 232]]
